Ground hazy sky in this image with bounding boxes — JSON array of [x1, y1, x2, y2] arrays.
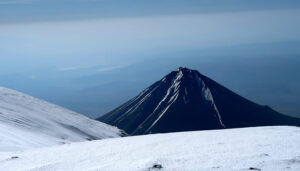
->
[[1, 0, 300, 73], [1, 0, 300, 118]]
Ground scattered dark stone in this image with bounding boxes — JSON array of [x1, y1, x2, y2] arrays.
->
[[11, 156, 19, 159], [152, 163, 163, 169], [260, 153, 269, 157], [249, 167, 261, 171]]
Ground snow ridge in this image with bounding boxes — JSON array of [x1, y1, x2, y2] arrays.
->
[[0, 87, 122, 152], [133, 71, 183, 134], [114, 85, 160, 123], [197, 77, 226, 128]]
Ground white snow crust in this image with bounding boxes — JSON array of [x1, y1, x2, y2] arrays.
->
[[0, 87, 122, 152], [0, 126, 299, 171]]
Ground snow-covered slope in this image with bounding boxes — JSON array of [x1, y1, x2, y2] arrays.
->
[[0, 126, 299, 171], [0, 87, 122, 152]]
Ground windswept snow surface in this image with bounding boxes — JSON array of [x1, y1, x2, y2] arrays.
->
[[0, 126, 299, 171], [0, 87, 122, 152]]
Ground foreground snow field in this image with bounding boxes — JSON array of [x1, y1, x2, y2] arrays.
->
[[0, 87, 122, 152], [0, 126, 299, 171]]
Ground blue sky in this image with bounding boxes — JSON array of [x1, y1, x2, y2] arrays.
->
[[1, 0, 300, 118]]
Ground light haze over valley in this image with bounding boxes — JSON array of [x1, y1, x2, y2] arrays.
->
[[1, 0, 300, 119]]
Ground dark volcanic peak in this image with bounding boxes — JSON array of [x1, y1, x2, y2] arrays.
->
[[98, 67, 300, 135], [160, 67, 226, 126]]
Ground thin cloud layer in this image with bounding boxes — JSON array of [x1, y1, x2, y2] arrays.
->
[[0, 0, 34, 4], [1, 0, 300, 25]]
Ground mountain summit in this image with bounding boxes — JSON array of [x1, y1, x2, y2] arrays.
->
[[98, 67, 300, 135]]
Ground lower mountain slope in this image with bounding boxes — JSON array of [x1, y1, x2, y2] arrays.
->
[[0, 126, 299, 171], [98, 67, 300, 135], [0, 87, 122, 152]]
